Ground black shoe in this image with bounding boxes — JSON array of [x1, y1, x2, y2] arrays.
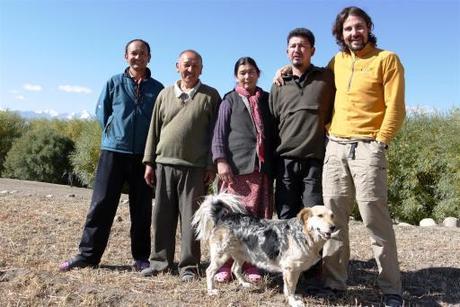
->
[[316, 286, 345, 299], [133, 260, 150, 272], [384, 294, 402, 307], [59, 257, 96, 272]]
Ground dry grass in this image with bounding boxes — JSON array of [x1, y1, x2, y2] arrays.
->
[[1, 178, 459, 306]]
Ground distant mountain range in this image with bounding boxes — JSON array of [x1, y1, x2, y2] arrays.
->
[[1, 108, 94, 120]]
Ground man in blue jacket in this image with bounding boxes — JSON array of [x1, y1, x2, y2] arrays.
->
[[59, 39, 164, 272]]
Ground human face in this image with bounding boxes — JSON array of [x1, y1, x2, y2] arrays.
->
[[287, 36, 315, 71], [125, 41, 150, 72], [176, 51, 203, 88], [342, 15, 369, 52], [236, 63, 259, 93]]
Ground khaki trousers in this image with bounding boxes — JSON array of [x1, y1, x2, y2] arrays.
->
[[149, 164, 204, 275], [322, 139, 401, 295]]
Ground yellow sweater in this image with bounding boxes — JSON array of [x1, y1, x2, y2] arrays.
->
[[328, 44, 405, 144]]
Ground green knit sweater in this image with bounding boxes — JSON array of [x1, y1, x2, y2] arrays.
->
[[143, 82, 221, 169]]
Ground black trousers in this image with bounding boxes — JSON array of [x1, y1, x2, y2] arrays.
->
[[275, 157, 323, 219], [275, 157, 324, 280], [77, 150, 152, 264]]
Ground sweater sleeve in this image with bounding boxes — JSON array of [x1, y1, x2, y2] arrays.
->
[[376, 53, 406, 144], [211, 98, 232, 162]]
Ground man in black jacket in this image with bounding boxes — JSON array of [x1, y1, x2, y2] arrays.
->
[[269, 28, 334, 219]]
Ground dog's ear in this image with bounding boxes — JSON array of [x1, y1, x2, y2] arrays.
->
[[298, 208, 312, 235], [297, 208, 312, 225]]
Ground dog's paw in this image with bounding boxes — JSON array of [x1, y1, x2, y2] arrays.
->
[[207, 289, 219, 296], [287, 295, 305, 307], [240, 281, 252, 289]]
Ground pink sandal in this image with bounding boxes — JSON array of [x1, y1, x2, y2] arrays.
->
[[244, 264, 262, 283], [214, 262, 233, 283]]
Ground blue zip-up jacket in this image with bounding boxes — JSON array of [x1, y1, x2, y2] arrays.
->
[[96, 67, 164, 154]]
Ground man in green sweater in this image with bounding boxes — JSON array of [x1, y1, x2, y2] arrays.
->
[[141, 50, 221, 282]]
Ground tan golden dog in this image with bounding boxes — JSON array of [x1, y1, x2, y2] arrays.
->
[[192, 193, 336, 307]]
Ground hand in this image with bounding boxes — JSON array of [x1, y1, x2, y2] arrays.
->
[[203, 170, 216, 185], [217, 160, 234, 184], [273, 64, 292, 86], [144, 164, 155, 188]]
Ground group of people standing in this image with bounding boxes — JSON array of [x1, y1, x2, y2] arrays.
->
[[59, 6, 405, 307]]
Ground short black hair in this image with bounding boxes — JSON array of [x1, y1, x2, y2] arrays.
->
[[125, 39, 151, 55], [287, 28, 315, 47], [233, 57, 261, 77]]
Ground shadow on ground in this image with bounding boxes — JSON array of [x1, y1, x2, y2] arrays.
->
[[321, 259, 460, 306], [197, 259, 460, 306]]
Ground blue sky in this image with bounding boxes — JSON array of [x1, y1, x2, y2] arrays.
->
[[1, 0, 459, 114]]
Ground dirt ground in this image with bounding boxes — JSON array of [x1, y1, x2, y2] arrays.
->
[[0, 178, 459, 306]]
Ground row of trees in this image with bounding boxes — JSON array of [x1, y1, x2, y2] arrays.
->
[[0, 111, 100, 187], [1, 109, 459, 223]]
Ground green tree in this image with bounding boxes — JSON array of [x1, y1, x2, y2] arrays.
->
[[387, 108, 460, 224], [3, 127, 74, 184], [70, 120, 101, 187], [0, 111, 26, 175]]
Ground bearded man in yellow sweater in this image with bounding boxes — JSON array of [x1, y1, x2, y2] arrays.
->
[[321, 7, 405, 307]]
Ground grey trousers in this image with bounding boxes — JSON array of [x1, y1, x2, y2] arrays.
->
[[149, 163, 204, 274], [322, 139, 401, 295]]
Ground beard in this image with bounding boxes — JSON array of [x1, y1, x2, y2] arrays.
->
[[346, 37, 368, 52]]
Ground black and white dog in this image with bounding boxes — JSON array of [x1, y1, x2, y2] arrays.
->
[[192, 193, 336, 307]]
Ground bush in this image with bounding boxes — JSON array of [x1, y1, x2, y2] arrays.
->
[[3, 127, 74, 184], [70, 120, 101, 187], [387, 108, 460, 224], [29, 118, 87, 144], [0, 111, 26, 175]]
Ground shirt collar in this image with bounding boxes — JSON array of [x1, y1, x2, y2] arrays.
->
[[123, 67, 152, 80], [174, 80, 201, 99]]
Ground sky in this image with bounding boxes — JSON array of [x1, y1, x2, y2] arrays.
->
[[1, 0, 459, 115]]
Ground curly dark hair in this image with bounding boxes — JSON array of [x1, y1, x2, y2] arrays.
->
[[332, 6, 377, 53]]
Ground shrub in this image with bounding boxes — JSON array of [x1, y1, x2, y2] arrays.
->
[[3, 127, 74, 184], [0, 111, 26, 175], [29, 118, 87, 144], [387, 108, 460, 224], [70, 120, 101, 187]]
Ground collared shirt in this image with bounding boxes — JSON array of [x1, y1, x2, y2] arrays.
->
[[174, 80, 202, 104]]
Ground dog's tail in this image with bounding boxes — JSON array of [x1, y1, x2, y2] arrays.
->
[[192, 193, 247, 241]]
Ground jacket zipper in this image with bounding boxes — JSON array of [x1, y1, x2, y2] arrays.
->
[[132, 79, 142, 153], [348, 57, 356, 91]]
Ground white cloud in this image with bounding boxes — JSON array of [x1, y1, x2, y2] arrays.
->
[[9, 90, 19, 94], [23, 83, 43, 91], [58, 85, 92, 94], [15, 95, 25, 100]]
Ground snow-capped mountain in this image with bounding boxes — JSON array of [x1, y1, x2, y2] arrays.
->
[[1, 108, 94, 120]]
